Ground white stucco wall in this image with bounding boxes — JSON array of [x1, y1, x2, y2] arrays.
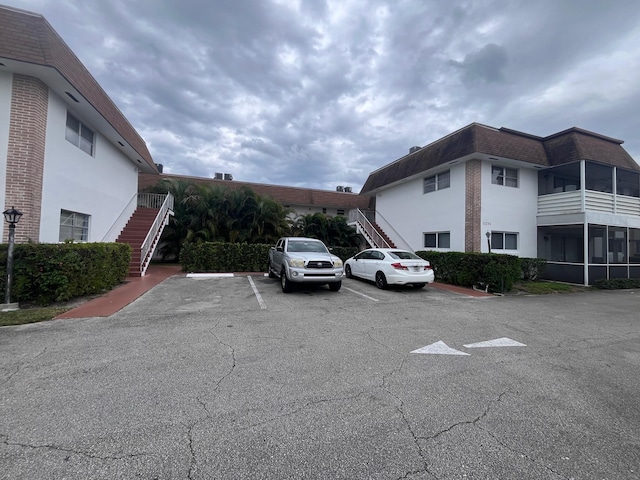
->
[[480, 163, 539, 257], [0, 71, 12, 213], [40, 91, 139, 242], [375, 163, 467, 251]]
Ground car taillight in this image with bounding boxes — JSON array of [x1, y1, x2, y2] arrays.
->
[[390, 262, 409, 270], [424, 265, 433, 271]]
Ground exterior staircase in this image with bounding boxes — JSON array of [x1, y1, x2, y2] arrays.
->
[[116, 193, 174, 277], [349, 209, 397, 249], [117, 208, 159, 277]]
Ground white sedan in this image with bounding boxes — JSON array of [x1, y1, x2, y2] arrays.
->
[[344, 248, 435, 289]]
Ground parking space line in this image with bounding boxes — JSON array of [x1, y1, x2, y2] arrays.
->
[[343, 286, 380, 302], [248, 276, 267, 309]]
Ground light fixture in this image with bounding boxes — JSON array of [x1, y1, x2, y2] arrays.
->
[[485, 230, 491, 254], [2, 206, 23, 309]]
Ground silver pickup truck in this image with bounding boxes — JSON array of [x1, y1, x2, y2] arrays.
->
[[268, 237, 344, 292]]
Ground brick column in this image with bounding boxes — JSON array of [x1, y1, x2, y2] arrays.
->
[[3, 74, 48, 243], [465, 159, 482, 252]]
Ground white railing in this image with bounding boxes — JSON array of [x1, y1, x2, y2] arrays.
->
[[351, 209, 391, 249], [616, 195, 640, 215], [373, 210, 413, 251], [584, 191, 615, 212], [101, 193, 138, 242], [138, 193, 174, 276], [537, 191, 582, 215]]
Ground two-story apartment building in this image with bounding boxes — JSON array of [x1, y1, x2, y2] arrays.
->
[[0, 5, 160, 245], [359, 123, 640, 285]]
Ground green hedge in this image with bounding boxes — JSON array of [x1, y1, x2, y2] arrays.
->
[[593, 278, 640, 289], [415, 251, 522, 293], [330, 246, 360, 262], [180, 242, 272, 272], [0, 243, 131, 305]]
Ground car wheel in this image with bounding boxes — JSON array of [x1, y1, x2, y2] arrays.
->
[[413, 283, 426, 289], [281, 269, 293, 293], [375, 271, 388, 290], [328, 281, 342, 292], [345, 264, 352, 278], [268, 262, 276, 278]]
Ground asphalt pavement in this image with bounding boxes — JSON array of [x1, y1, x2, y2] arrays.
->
[[1, 275, 639, 479]]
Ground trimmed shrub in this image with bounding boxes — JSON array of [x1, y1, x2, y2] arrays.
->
[[330, 246, 360, 262], [416, 250, 521, 293], [180, 242, 272, 272], [0, 243, 130, 305], [520, 257, 547, 281]]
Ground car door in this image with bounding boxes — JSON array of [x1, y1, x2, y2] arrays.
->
[[364, 250, 386, 279], [350, 251, 370, 279]]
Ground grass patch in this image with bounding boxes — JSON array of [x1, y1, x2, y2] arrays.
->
[[0, 306, 71, 327], [511, 280, 587, 295]]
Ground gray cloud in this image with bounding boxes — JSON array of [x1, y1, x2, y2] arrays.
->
[[11, 0, 640, 192]]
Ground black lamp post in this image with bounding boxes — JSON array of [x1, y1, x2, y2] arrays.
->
[[3, 206, 23, 307], [486, 230, 491, 254]]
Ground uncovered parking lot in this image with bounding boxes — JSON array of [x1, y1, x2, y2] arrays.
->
[[1, 275, 639, 479]]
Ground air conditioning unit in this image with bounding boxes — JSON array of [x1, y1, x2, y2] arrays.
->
[[336, 186, 344, 192], [214, 172, 223, 180], [224, 173, 233, 181], [344, 186, 352, 193]]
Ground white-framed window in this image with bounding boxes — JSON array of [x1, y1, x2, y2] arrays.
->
[[492, 166, 518, 187], [491, 231, 518, 250], [424, 232, 450, 248], [423, 170, 450, 193], [59, 210, 89, 242], [337, 209, 345, 216], [65, 112, 95, 155]]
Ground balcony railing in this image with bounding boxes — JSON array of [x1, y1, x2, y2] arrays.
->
[[538, 190, 640, 216]]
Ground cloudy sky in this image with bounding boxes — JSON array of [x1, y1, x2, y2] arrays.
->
[[10, 0, 640, 192]]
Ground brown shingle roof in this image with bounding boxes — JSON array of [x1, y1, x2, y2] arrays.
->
[[360, 123, 639, 194], [139, 173, 374, 210], [0, 5, 156, 173]]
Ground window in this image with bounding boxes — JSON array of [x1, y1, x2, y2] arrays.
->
[[337, 209, 345, 216], [423, 170, 450, 193], [59, 210, 89, 242], [424, 232, 450, 248], [491, 231, 518, 250], [492, 166, 518, 187], [65, 112, 94, 155]]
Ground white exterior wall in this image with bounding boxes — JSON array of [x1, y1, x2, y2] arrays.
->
[[375, 163, 467, 251], [481, 163, 538, 257], [40, 91, 139, 242], [0, 71, 12, 211]]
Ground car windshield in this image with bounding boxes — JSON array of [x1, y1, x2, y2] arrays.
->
[[287, 241, 328, 253], [388, 251, 422, 260]]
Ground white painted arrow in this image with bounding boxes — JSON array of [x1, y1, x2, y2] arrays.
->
[[463, 337, 526, 348], [411, 341, 470, 355]]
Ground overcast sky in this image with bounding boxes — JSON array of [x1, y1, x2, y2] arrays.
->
[[10, 0, 640, 192]]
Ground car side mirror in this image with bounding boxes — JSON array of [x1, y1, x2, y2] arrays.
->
[[276, 246, 284, 252]]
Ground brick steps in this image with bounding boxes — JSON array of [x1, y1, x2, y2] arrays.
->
[[116, 207, 160, 277]]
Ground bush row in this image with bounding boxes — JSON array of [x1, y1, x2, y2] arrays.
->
[[415, 251, 546, 293], [593, 278, 640, 289], [0, 243, 130, 305]]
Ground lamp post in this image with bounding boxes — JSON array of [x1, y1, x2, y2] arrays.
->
[[486, 230, 491, 254], [3, 206, 23, 309]]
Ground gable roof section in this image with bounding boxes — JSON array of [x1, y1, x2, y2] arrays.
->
[[0, 5, 157, 173], [360, 123, 639, 194], [139, 173, 373, 211]]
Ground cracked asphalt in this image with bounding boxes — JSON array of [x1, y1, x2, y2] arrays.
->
[[1, 275, 639, 479]]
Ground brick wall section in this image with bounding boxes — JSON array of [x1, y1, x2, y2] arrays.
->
[[3, 74, 48, 243], [464, 159, 481, 252]]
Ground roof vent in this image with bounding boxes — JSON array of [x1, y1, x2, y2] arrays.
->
[[224, 173, 233, 181], [336, 186, 344, 192], [409, 146, 421, 154]]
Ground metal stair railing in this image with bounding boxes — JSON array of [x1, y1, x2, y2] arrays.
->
[[351, 208, 391, 248], [138, 193, 174, 276]]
